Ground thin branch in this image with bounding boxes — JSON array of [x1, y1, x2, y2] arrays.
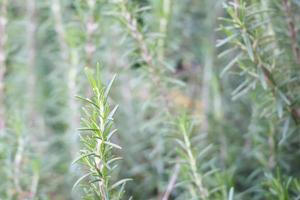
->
[[118, 1, 172, 112], [13, 137, 25, 197], [282, 0, 300, 65], [162, 164, 180, 200], [26, 0, 40, 128], [51, 0, 80, 157], [29, 171, 39, 200], [0, 0, 7, 132], [157, 0, 171, 61], [85, 0, 98, 67], [51, 0, 68, 61]]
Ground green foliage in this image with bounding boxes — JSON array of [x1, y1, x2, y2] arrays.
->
[[0, 0, 300, 199], [217, 0, 300, 199], [74, 68, 130, 199], [174, 115, 209, 199]]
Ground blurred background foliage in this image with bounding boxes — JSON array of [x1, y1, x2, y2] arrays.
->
[[0, 0, 300, 199]]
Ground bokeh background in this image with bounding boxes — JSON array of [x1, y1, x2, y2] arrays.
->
[[0, 0, 300, 199]]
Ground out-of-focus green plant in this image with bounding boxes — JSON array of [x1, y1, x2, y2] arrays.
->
[[174, 114, 209, 199], [1, 0, 300, 199], [263, 171, 300, 200], [218, 0, 300, 199]]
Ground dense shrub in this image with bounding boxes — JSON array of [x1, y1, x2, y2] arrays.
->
[[0, 0, 299, 199]]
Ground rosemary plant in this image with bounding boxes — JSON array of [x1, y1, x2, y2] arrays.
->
[[175, 114, 209, 199], [218, 0, 300, 198], [1, 0, 300, 199], [73, 68, 130, 199]]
